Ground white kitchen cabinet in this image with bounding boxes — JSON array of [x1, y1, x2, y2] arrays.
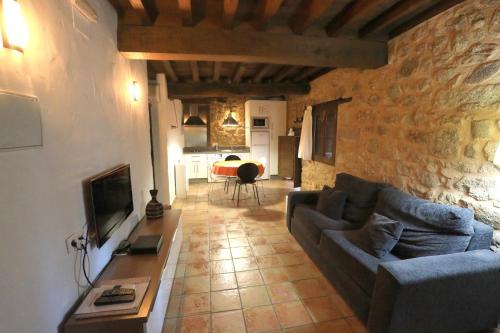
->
[[185, 154, 208, 179]]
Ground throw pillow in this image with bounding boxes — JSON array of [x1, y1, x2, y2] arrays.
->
[[316, 186, 348, 220], [359, 213, 404, 258]]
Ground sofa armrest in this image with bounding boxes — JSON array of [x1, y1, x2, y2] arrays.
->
[[467, 220, 493, 251], [286, 191, 321, 231], [368, 250, 500, 333]]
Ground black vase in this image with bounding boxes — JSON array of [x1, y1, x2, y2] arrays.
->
[[146, 189, 163, 219]]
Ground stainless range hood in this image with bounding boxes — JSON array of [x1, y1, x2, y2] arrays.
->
[[184, 104, 206, 126]]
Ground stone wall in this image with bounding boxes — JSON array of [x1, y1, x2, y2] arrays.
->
[[209, 98, 246, 146], [287, 0, 500, 229]]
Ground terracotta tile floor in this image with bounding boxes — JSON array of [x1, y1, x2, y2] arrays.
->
[[163, 179, 367, 333]]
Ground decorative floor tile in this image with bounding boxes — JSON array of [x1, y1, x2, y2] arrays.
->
[[266, 282, 300, 303], [239, 285, 271, 308], [303, 296, 343, 323], [261, 267, 290, 284], [185, 262, 210, 277], [177, 314, 210, 333], [212, 310, 246, 333], [273, 301, 312, 328], [210, 248, 232, 260], [183, 275, 210, 294], [231, 246, 254, 258], [211, 260, 235, 274], [236, 270, 264, 287], [292, 278, 332, 299], [233, 257, 259, 272], [211, 289, 241, 312], [181, 293, 210, 315], [316, 319, 355, 333], [211, 273, 238, 291], [243, 305, 281, 333], [229, 237, 250, 247]]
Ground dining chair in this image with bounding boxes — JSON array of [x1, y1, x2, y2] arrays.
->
[[207, 164, 227, 199], [224, 155, 241, 191], [232, 163, 260, 206]]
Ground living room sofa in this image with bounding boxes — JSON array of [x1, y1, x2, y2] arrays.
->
[[287, 173, 500, 333]]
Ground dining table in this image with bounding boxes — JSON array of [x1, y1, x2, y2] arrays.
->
[[211, 160, 265, 177]]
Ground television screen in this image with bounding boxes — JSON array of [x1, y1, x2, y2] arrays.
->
[[88, 165, 134, 248]]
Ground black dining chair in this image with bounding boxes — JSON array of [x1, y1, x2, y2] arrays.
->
[[224, 155, 241, 191], [225, 155, 241, 161], [232, 162, 260, 206]]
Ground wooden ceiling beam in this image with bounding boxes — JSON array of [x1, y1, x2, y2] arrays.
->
[[253, 0, 285, 31], [359, 0, 437, 38], [178, 0, 205, 26], [167, 82, 310, 98], [274, 66, 301, 82], [118, 26, 387, 68], [128, 0, 158, 25], [326, 0, 387, 37], [290, 0, 335, 34], [163, 61, 179, 83], [293, 67, 325, 82], [253, 64, 274, 83], [223, 0, 240, 29], [107, 0, 130, 17], [388, 0, 465, 38], [213, 62, 222, 82], [232, 64, 246, 83], [190, 61, 200, 82]]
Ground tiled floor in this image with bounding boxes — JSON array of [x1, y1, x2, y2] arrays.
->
[[163, 179, 367, 333]]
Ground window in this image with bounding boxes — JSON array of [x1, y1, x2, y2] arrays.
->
[[312, 98, 350, 166]]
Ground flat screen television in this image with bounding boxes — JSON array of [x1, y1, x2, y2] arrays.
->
[[87, 164, 134, 248]]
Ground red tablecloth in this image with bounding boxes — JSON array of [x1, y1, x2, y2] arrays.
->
[[212, 160, 265, 177]]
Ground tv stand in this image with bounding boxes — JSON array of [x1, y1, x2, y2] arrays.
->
[[63, 210, 182, 333]]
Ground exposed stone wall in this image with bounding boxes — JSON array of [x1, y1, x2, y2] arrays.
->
[[209, 98, 246, 146], [287, 0, 500, 228]]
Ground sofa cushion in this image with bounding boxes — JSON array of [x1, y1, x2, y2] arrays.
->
[[334, 173, 387, 226], [356, 213, 404, 258], [375, 188, 475, 258], [316, 186, 348, 220], [292, 205, 355, 244], [319, 230, 400, 295]]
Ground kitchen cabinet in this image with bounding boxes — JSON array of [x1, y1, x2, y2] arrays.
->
[[186, 154, 208, 179]]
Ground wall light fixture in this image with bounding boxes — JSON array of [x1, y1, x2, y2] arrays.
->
[[0, 0, 29, 52], [130, 81, 140, 102]]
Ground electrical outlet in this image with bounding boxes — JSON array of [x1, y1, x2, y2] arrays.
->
[[65, 233, 76, 254]]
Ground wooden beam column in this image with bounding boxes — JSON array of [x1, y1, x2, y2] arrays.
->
[[163, 61, 179, 82], [190, 61, 200, 82], [223, 0, 240, 29], [253, 0, 284, 31], [167, 82, 310, 98], [129, 0, 158, 24], [290, 0, 335, 34], [117, 26, 388, 68]]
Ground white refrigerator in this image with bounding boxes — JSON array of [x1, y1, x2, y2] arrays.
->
[[251, 131, 270, 179]]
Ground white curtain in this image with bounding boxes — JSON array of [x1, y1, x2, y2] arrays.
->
[[298, 106, 313, 160]]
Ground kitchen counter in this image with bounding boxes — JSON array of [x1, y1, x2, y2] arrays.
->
[[183, 146, 251, 154]]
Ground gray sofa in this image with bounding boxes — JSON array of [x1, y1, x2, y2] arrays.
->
[[287, 173, 500, 333]]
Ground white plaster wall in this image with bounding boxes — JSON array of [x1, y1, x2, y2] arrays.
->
[[150, 74, 184, 205], [0, 1, 153, 332]]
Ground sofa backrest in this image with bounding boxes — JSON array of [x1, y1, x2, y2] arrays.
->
[[375, 187, 475, 258], [334, 173, 388, 227]]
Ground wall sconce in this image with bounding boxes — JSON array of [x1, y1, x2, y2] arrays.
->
[[0, 0, 29, 52], [222, 110, 238, 127], [130, 81, 140, 101]]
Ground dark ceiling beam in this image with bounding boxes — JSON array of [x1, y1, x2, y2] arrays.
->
[[107, 0, 129, 17], [223, 0, 240, 29], [167, 82, 310, 98], [388, 0, 465, 38], [253, 64, 274, 83], [290, 0, 335, 34], [253, 0, 285, 31], [359, 0, 436, 38], [213, 62, 222, 82], [232, 64, 246, 83], [326, 0, 387, 37], [163, 61, 179, 82], [178, 0, 205, 26], [274, 66, 301, 82], [118, 26, 387, 68], [293, 66, 325, 82], [190, 61, 200, 82], [128, 0, 158, 24]]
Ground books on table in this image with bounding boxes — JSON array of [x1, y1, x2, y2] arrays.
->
[[75, 276, 150, 319]]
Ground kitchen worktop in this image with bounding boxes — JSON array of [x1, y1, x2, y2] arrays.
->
[[183, 146, 251, 154]]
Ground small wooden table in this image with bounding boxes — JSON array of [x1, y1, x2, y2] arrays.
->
[[212, 160, 265, 177]]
